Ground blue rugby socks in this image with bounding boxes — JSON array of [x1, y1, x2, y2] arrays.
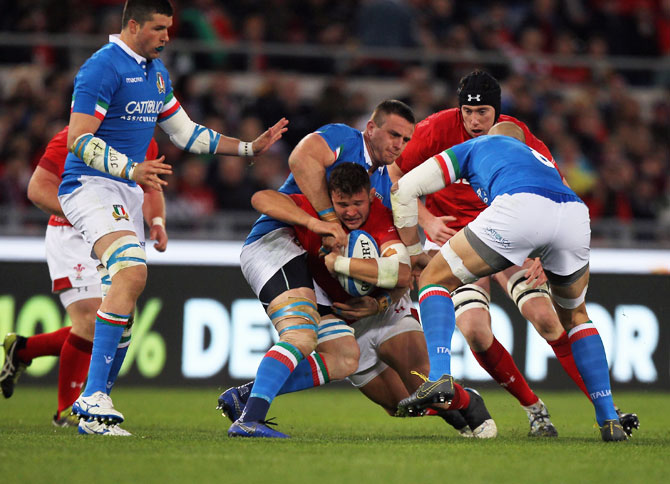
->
[[82, 311, 127, 397], [569, 322, 618, 425], [241, 342, 304, 422], [418, 284, 456, 380]]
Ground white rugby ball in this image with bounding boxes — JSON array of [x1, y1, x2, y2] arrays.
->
[[337, 229, 380, 297]]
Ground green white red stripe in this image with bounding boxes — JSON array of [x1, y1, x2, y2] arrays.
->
[[158, 91, 181, 121], [96, 310, 130, 327], [308, 353, 330, 386], [70, 97, 108, 121], [433, 149, 460, 185], [419, 284, 451, 303], [267, 342, 302, 371]]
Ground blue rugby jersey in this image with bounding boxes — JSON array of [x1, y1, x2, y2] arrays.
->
[[60, 35, 178, 195], [434, 135, 581, 206], [246, 123, 394, 246]]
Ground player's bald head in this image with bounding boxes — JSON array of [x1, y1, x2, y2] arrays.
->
[[489, 122, 525, 143]]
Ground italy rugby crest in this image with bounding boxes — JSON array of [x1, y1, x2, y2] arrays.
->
[[112, 204, 130, 221], [156, 72, 165, 94]]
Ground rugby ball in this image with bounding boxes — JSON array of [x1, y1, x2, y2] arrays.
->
[[337, 229, 380, 297]]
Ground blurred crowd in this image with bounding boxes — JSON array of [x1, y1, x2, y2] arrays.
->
[[0, 0, 669, 242]]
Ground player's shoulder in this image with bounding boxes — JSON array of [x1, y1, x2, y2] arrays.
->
[[416, 107, 460, 131], [315, 123, 359, 139]]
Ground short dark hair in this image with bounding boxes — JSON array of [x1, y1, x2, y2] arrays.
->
[[122, 0, 174, 28], [457, 70, 501, 122], [328, 162, 371, 197], [371, 99, 415, 126]]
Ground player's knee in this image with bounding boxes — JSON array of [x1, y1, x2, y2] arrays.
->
[[100, 235, 147, 292], [457, 313, 493, 350], [280, 328, 317, 356], [333, 339, 360, 379], [269, 296, 320, 356]]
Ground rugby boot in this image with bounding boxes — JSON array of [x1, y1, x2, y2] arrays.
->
[[217, 381, 253, 422], [1, 333, 30, 398], [425, 407, 473, 437], [78, 418, 132, 436], [228, 418, 289, 438], [615, 406, 640, 437], [459, 388, 497, 439], [397, 372, 454, 416], [600, 419, 628, 442], [72, 391, 124, 424], [524, 399, 558, 437]]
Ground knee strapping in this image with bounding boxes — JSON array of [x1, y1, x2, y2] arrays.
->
[[506, 269, 551, 312], [451, 284, 490, 318], [100, 235, 146, 278], [551, 285, 588, 309], [268, 297, 320, 349], [442, 241, 478, 284], [97, 265, 111, 299], [317, 316, 355, 344]]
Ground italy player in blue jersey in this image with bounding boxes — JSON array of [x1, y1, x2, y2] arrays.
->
[[391, 122, 628, 441], [228, 101, 415, 438], [57, 0, 288, 435]]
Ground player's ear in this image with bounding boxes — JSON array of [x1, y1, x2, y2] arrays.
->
[[369, 188, 376, 201]]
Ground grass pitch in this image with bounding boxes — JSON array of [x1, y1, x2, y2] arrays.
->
[[0, 386, 668, 484]]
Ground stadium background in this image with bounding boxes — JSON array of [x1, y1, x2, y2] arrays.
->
[[0, 0, 669, 390]]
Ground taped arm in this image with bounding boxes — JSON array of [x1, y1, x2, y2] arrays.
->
[[288, 133, 337, 221], [68, 113, 140, 179], [333, 240, 411, 289]]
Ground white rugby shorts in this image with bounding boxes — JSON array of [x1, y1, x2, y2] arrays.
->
[[58, 175, 145, 249], [463, 193, 590, 277], [346, 293, 423, 388], [240, 227, 306, 297], [45, 224, 102, 307]]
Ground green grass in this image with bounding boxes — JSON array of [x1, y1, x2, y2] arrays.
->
[[0, 387, 668, 484]]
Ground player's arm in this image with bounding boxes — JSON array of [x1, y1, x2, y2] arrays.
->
[[157, 99, 288, 158], [324, 239, 411, 289], [143, 187, 168, 252], [287, 133, 338, 220], [27, 166, 65, 217], [251, 190, 347, 243], [329, 240, 411, 320], [391, 156, 452, 252], [67, 112, 172, 190], [390, 161, 456, 246]]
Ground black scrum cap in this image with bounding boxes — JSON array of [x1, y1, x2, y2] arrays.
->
[[457, 70, 501, 122]]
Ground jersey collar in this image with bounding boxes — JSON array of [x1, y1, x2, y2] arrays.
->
[[360, 131, 384, 174], [109, 34, 147, 65]]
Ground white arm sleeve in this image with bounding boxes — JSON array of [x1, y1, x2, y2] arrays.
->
[[158, 107, 221, 154], [391, 157, 447, 228]]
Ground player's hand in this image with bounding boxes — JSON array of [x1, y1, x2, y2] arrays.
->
[[423, 214, 457, 246], [306, 218, 347, 248], [324, 251, 339, 275], [132, 156, 172, 191], [150, 223, 168, 252], [523, 257, 547, 288], [252, 117, 289, 155], [320, 234, 344, 256], [332, 296, 378, 319]]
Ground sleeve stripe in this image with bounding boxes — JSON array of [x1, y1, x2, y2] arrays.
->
[[158, 101, 181, 121]]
